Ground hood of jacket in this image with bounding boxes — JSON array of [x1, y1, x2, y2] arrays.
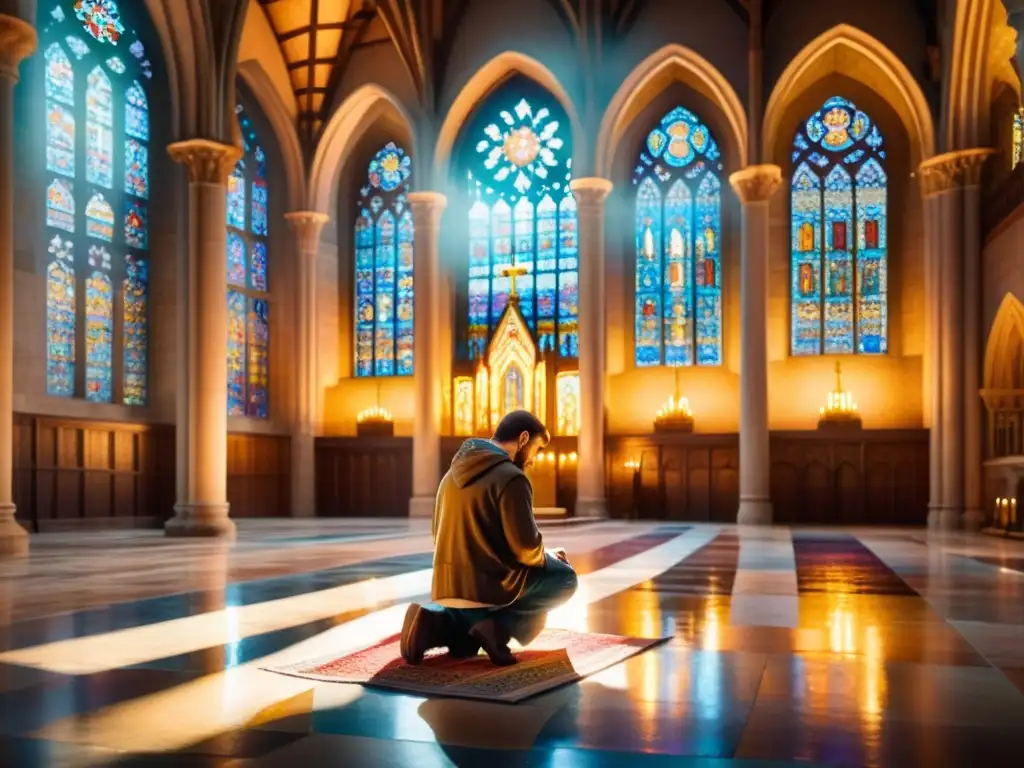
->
[[450, 438, 515, 489]]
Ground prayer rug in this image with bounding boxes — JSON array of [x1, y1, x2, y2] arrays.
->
[[262, 629, 669, 703]]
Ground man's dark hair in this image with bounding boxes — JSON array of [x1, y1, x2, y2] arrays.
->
[[493, 410, 550, 445]]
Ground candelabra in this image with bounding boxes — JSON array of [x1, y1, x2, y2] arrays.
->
[[817, 361, 862, 429], [356, 404, 394, 436], [653, 366, 695, 433]]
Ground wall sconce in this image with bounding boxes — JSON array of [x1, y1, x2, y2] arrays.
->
[[995, 496, 1018, 529]]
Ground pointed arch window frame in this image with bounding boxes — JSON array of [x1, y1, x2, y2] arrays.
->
[[41, 0, 153, 405], [461, 78, 579, 361], [789, 96, 889, 357], [354, 141, 415, 378], [632, 106, 725, 369]]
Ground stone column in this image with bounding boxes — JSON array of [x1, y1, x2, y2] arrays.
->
[[919, 172, 945, 528], [960, 150, 995, 530], [285, 211, 329, 518], [729, 165, 782, 526], [166, 140, 243, 538], [0, 15, 36, 556], [408, 192, 447, 518], [570, 178, 613, 519]]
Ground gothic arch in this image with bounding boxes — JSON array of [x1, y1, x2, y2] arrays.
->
[[596, 43, 748, 177], [434, 51, 584, 183], [308, 84, 416, 214], [237, 61, 305, 212], [763, 24, 935, 165], [984, 293, 1024, 390]]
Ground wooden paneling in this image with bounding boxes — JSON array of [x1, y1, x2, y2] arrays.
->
[[10, 416, 293, 527], [315, 437, 413, 517], [607, 430, 929, 525], [227, 433, 291, 518], [11, 414, 175, 529]]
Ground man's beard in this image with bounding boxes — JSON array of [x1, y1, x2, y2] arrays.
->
[[513, 446, 529, 470]]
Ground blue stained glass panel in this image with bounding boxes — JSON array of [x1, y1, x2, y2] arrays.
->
[[694, 174, 722, 366], [125, 81, 149, 141], [355, 213, 375, 376], [123, 254, 148, 406], [47, 178, 75, 233], [790, 97, 888, 356], [124, 200, 147, 249], [86, 67, 113, 188], [791, 163, 822, 356], [124, 139, 148, 199], [227, 290, 247, 415], [246, 298, 269, 419], [464, 82, 577, 357], [251, 179, 268, 236], [227, 232, 246, 287], [85, 193, 114, 241], [632, 106, 723, 368], [227, 165, 245, 229], [250, 241, 267, 291], [396, 210, 415, 375], [46, 237, 76, 397], [45, 44, 74, 106], [374, 211, 396, 376], [46, 102, 76, 178], [85, 269, 113, 403], [635, 177, 662, 367]]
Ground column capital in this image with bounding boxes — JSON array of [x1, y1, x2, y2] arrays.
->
[[0, 15, 37, 83], [285, 211, 329, 253], [167, 139, 243, 185], [570, 177, 613, 206], [729, 164, 783, 204], [918, 148, 995, 195], [408, 190, 447, 226]]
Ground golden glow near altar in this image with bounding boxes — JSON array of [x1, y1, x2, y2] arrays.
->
[[818, 360, 862, 428], [654, 394, 695, 432], [356, 405, 393, 424], [994, 496, 1018, 527]]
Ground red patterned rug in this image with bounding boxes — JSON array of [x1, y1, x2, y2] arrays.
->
[[263, 629, 669, 703]]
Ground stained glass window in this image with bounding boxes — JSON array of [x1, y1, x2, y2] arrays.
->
[[790, 97, 887, 355], [226, 103, 271, 416], [633, 107, 723, 367], [354, 141, 414, 377], [42, 1, 152, 404], [463, 78, 577, 359], [1013, 108, 1024, 170]]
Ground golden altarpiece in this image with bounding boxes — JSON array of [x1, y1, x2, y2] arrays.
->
[[450, 263, 577, 515]]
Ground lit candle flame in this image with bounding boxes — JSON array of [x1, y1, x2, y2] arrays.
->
[[357, 405, 393, 424]]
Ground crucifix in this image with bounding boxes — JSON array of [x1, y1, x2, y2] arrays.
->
[[500, 254, 529, 300]]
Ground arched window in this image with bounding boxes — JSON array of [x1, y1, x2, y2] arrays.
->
[[633, 107, 723, 368], [790, 96, 888, 356], [354, 142, 414, 377], [226, 104, 270, 418], [42, 0, 153, 404], [464, 79, 577, 360]]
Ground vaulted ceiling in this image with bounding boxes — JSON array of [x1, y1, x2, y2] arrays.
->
[[254, 0, 943, 148]]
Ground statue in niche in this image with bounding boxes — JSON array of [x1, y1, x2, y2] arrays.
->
[[798, 221, 815, 252], [503, 365, 524, 414], [799, 263, 815, 296], [832, 221, 847, 251]]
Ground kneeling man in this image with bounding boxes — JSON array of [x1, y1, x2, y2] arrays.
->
[[400, 410, 578, 666]]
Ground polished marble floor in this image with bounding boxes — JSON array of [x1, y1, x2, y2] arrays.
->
[[1, 520, 1023, 766]]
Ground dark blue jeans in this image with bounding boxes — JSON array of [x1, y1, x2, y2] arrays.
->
[[439, 553, 579, 646]]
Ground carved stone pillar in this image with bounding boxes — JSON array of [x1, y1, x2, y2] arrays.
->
[[729, 165, 782, 526], [919, 148, 993, 530], [0, 15, 36, 556], [285, 211, 329, 517], [570, 178, 613, 519], [960, 150, 995, 530], [408, 192, 447, 518], [166, 139, 243, 537]]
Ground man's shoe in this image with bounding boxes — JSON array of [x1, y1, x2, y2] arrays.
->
[[446, 633, 481, 659], [469, 618, 517, 666], [400, 604, 450, 665]]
